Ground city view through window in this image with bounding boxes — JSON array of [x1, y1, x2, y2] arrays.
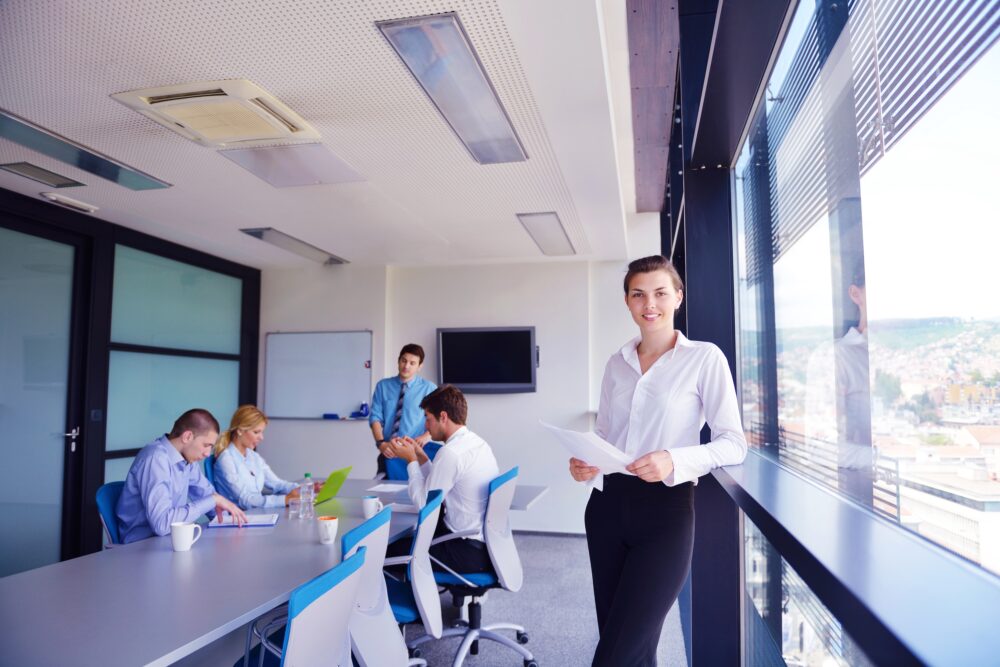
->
[[733, 1, 998, 663]]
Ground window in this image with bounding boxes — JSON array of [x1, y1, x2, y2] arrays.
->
[[744, 518, 874, 667], [103, 245, 244, 472], [734, 0, 1000, 576]]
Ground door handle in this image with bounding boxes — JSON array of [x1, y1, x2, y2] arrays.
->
[[65, 426, 80, 452]]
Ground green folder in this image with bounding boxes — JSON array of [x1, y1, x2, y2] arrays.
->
[[313, 466, 352, 505]]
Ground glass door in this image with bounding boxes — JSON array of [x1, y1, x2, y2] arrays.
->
[[0, 225, 81, 576]]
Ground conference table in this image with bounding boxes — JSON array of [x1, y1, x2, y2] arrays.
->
[[0, 479, 547, 667]]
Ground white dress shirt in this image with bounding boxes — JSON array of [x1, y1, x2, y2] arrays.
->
[[406, 426, 500, 540], [595, 332, 747, 487]]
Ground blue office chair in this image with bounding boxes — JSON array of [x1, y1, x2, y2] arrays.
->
[[95, 481, 125, 547], [241, 547, 366, 667], [385, 442, 442, 480], [383, 489, 445, 648], [341, 507, 426, 667], [204, 454, 216, 486], [406, 467, 536, 666]]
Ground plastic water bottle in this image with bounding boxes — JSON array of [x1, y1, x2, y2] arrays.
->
[[299, 473, 315, 519]]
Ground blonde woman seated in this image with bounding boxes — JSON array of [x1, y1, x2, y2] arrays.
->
[[213, 405, 301, 509]]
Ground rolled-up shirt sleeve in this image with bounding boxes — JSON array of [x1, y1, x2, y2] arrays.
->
[[369, 381, 386, 428], [138, 456, 215, 536], [667, 346, 748, 486]]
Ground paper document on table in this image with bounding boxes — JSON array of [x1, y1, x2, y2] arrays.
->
[[540, 421, 634, 475], [387, 502, 419, 514], [367, 483, 408, 493], [208, 512, 279, 527]]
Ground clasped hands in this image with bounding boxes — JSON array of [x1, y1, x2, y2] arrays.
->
[[381, 436, 428, 464], [569, 450, 674, 483]]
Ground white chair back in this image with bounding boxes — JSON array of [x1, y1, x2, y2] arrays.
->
[[410, 489, 444, 638], [485, 467, 523, 592], [280, 547, 365, 667], [341, 507, 409, 667]]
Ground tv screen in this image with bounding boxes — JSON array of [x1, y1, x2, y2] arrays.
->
[[437, 327, 537, 394]]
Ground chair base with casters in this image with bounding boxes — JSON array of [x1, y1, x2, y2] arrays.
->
[[404, 467, 536, 666], [404, 576, 537, 667]]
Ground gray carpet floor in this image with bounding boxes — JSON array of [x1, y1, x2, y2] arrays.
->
[[406, 533, 688, 667], [173, 533, 688, 666]]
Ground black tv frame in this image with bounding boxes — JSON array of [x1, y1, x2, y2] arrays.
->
[[436, 326, 537, 394]]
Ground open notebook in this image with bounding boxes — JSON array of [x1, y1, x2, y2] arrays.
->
[[206, 512, 279, 527]]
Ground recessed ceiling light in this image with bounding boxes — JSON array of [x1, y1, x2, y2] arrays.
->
[[378, 13, 527, 165], [0, 108, 170, 190], [517, 212, 575, 256], [240, 227, 347, 265], [39, 192, 99, 214], [0, 162, 83, 188]]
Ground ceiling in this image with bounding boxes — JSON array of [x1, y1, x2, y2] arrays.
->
[[0, 0, 638, 269]]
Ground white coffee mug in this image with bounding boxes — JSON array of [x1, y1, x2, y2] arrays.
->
[[362, 495, 384, 519], [317, 516, 339, 544], [170, 522, 202, 552]]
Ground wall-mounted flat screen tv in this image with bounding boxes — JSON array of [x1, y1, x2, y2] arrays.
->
[[437, 327, 537, 394]]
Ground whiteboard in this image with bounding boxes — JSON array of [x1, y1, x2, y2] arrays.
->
[[263, 331, 372, 419]]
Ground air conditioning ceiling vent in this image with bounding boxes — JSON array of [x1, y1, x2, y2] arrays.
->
[[112, 79, 319, 147]]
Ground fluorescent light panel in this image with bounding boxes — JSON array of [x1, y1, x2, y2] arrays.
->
[[378, 13, 527, 165], [0, 162, 83, 188], [0, 108, 170, 190], [240, 227, 347, 264], [517, 212, 575, 256], [220, 143, 364, 188], [40, 192, 99, 214]]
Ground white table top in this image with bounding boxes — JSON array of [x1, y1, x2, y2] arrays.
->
[[0, 479, 548, 666], [0, 496, 407, 667]]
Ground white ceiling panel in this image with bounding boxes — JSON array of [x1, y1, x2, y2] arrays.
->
[[0, 0, 631, 268]]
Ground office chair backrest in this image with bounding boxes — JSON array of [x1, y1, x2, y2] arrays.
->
[[485, 467, 523, 592], [280, 546, 366, 667], [341, 506, 393, 612], [410, 489, 444, 638], [203, 454, 215, 486], [96, 481, 125, 546], [341, 507, 408, 666]]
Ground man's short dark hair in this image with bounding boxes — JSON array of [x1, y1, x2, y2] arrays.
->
[[399, 343, 425, 364], [420, 385, 467, 425], [168, 409, 220, 439]]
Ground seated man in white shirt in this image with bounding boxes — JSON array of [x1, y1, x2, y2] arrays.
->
[[388, 384, 499, 575]]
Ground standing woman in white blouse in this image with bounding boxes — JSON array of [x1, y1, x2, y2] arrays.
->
[[569, 255, 747, 666]]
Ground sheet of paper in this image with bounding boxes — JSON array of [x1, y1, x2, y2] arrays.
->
[[367, 483, 408, 493], [540, 421, 634, 475], [208, 512, 279, 527], [387, 502, 419, 514]]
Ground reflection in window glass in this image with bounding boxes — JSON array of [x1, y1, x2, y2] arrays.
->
[[105, 351, 238, 451], [744, 518, 873, 667], [733, 0, 1000, 574], [111, 245, 242, 354]]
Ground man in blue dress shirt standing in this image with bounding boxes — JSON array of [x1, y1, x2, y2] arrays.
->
[[116, 408, 247, 544], [369, 344, 437, 479]]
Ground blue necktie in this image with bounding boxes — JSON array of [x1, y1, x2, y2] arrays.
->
[[390, 382, 407, 437]]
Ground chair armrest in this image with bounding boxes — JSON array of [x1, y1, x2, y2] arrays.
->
[[430, 529, 478, 546], [428, 555, 478, 588], [383, 555, 412, 567]]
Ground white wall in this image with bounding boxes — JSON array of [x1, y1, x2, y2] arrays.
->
[[257, 263, 388, 481], [258, 258, 642, 534]]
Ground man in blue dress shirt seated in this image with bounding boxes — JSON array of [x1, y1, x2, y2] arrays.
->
[[369, 343, 438, 479], [116, 408, 247, 544]]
